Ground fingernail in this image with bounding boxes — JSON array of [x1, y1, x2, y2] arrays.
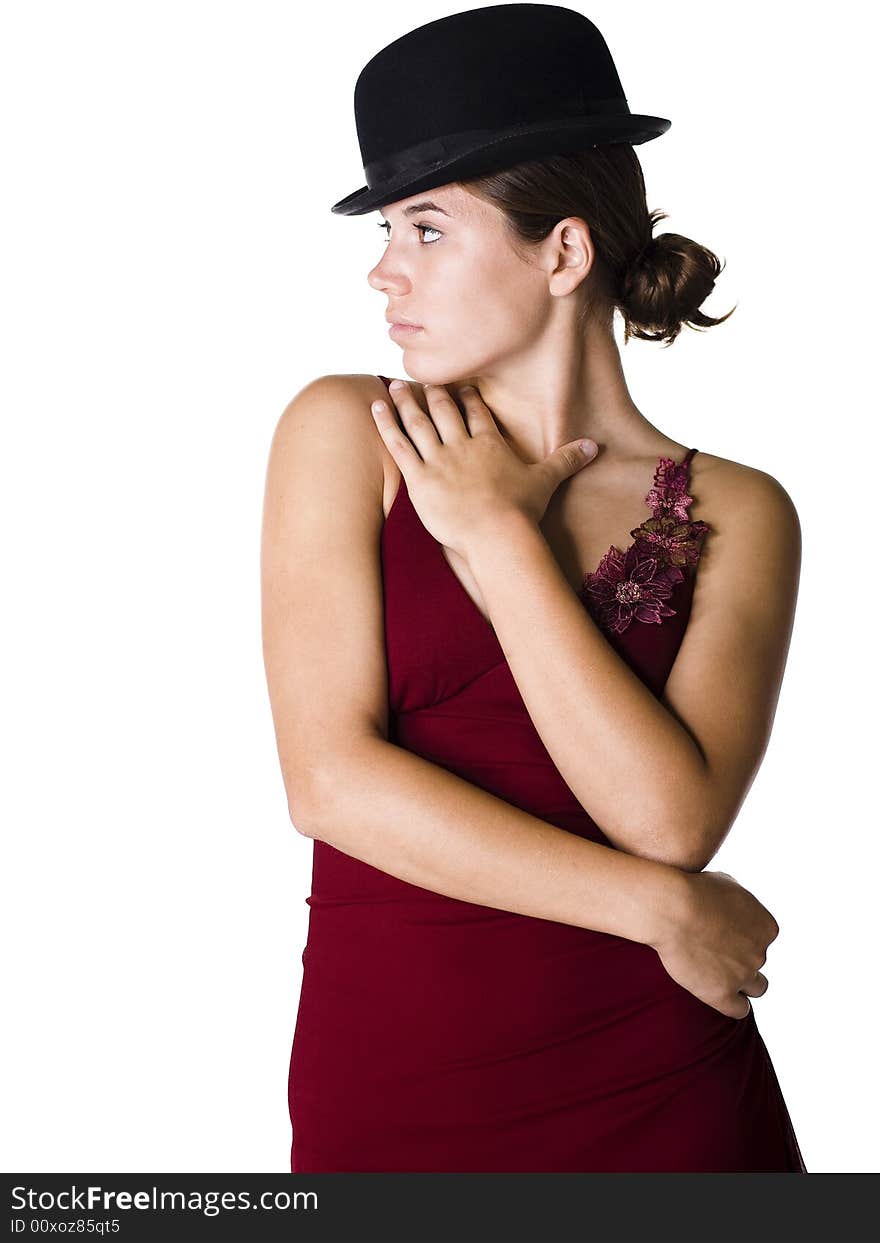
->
[[389, 379, 405, 391], [580, 440, 597, 455], [372, 400, 386, 412]]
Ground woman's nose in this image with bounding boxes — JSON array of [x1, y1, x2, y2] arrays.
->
[[367, 256, 410, 295], [365, 266, 400, 294]]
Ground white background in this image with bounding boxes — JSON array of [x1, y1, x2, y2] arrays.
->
[[2, 0, 876, 1174]]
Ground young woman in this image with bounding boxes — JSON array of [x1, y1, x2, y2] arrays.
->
[[262, 5, 807, 1172]]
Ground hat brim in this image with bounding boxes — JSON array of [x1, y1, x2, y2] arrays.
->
[[330, 113, 671, 216]]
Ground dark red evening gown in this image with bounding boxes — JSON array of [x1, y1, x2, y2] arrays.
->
[[288, 374, 807, 1173]]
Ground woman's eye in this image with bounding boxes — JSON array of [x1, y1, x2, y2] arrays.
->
[[377, 222, 442, 244]]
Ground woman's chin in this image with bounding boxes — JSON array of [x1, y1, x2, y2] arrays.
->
[[400, 363, 474, 389]]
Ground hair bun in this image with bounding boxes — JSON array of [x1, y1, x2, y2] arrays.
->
[[627, 234, 660, 274], [619, 227, 727, 345]]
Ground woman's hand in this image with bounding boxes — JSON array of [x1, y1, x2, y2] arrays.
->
[[652, 870, 778, 1020], [371, 380, 597, 559]]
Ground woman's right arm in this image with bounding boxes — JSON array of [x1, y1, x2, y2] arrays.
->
[[261, 374, 774, 1017]]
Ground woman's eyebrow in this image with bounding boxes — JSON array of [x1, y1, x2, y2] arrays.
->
[[381, 201, 453, 221]]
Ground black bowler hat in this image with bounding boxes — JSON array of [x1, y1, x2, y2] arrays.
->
[[330, 3, 671, 216]]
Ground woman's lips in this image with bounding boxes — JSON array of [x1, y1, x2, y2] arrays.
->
[[389, 323, 423, 339]]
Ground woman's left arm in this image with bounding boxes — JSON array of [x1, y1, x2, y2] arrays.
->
[[464, 466, 802, 872]]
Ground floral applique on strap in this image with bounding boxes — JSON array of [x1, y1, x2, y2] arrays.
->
[[578, 450, 711, 636]]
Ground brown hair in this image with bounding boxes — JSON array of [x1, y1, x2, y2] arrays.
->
[[460, 145, 735, 348]]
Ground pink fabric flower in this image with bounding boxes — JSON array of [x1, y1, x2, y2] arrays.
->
[[580, 545, 684, 634], [578, 452, 712, 636], [645, 457, 696, 522], [630, 514, 711, 568]]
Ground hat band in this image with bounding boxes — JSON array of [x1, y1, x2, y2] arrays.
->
[[363, 97, 625, 188]]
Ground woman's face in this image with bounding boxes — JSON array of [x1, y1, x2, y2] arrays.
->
[[367, 183, 550, 385]]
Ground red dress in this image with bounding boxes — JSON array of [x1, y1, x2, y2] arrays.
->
[[288, 375, 807, 1173]]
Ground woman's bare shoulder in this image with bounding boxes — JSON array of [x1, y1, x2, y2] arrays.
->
[[284, 372, 412, 518], [690, 447, 801, 537], [279, 372, 390, 424], [274, 372, 396, 508], [682, 448, 801, 594]]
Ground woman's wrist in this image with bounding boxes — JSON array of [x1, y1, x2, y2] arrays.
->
[[621, 852, 692, 949]]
